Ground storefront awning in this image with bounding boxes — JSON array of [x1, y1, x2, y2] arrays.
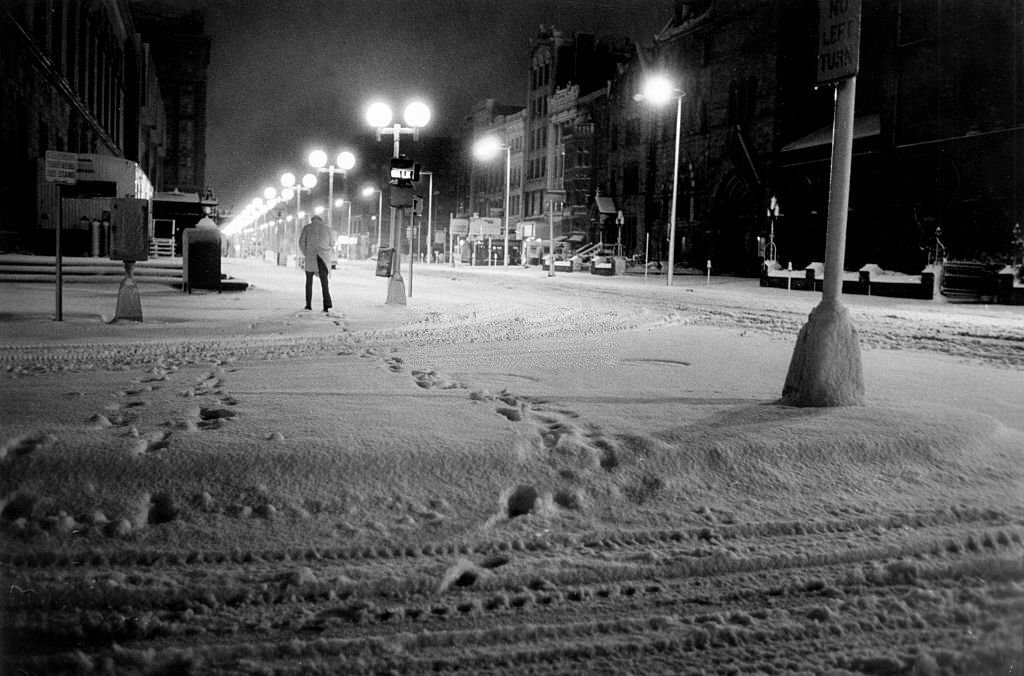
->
[[781, 114, 880, 153], [595, 196, 617, 214]]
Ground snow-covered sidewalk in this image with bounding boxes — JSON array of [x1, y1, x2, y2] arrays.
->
[[2, 257, 1022, 674]]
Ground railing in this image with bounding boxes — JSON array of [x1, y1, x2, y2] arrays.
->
[[149, 237, 175, 257]]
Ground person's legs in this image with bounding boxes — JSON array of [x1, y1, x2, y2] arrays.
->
[[304, 271, 314, 309], [317, 256, 332, 311]]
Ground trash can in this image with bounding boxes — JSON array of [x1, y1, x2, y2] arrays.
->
[[183, 227, 221, 293]]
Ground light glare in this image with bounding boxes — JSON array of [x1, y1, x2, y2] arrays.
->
[[404, 101, 431, 128], [366, 102, 392, 128], [473, 136, 503, 160], [308, 149, 327, 169], [642, 75, 676, 105], [337, 151, 356, 171]]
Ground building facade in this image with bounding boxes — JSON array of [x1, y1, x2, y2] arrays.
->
[[460, 0, 1022, 274], [131, 2, 210, 196], [0, 0, 213, 256]]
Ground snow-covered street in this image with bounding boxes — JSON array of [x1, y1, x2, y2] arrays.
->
[[2, 258, 1023, 674]]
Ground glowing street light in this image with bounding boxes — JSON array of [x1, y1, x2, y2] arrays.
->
[[473, 136, 512, 266], [309, 149, 356, 231], [636, 74, 685, 286], [366, 100, 431, 154], [279, 171, 317, 263], [366, 99, 432, 304]]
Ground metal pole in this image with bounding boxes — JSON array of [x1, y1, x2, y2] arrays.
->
[[346, 202, 352, 259], [424, 172, 433, 263], [449, 212, 455, 268], [822, 77, 856, 303], [503, 147, 510, 266], [375, 191, 382, 253], [327, 166, 335, 230], [409, 212, 415, 295], [667, 94, 682, 287], [295, 191, 301, 262], [55, 184, 63, 321], [548, 201, 555, 277]]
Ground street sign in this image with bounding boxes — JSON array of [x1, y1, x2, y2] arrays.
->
[[817, 0, 861, 85], [45, 150, 78, 185]]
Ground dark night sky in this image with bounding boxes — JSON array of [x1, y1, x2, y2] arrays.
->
[[198, 1, 672, 215]]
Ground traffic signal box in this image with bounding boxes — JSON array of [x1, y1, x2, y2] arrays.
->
[[388, 157, 420, 208]]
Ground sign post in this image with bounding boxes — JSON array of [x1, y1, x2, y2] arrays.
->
[[616, 210, 624, 257], [782, 0, 865, 406], [44, 151, 78, 321]]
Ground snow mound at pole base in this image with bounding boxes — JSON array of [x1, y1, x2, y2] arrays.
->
[[639, 403, 1020, 507], [782, 298, 865, 406]]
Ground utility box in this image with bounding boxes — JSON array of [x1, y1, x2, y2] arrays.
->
[[182, 227, 222, 293], [109, 199, 151, 261]]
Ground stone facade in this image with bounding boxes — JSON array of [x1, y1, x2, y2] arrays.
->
[[460, 0, 1022, 274]]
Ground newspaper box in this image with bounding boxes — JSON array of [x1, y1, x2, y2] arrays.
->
[[376, 247, 396, 277]]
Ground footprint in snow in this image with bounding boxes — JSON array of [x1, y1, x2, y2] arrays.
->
[[412, 369, 463, 390], [130, 430, 172, 455], [0, 432, 57, 460]]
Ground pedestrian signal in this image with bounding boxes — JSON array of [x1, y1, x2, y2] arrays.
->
[[389, 157, 420, 182]]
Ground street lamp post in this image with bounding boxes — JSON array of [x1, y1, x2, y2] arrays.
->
[[472, 137, 512, 266], [334, 198, 353, 259], [636, 74, 685, 287], [262, 186, 278, 263], [419, 171, 434, 263], [366, 100, 431, 305], [362, 186, 383, 254], [309, 149, 356, 232], [281, 171, 317, 264]]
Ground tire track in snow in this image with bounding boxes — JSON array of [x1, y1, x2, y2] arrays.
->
[[3, 510, 1022, 674]]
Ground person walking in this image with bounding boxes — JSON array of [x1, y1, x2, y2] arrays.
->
[[299, 215, 334, 312]]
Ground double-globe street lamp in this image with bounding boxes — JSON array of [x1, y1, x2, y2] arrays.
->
[[308, 149, 356, 233], [280, 171, 317, 263], [635, 74, 685, 287], [366, 99, 431, 304], [472, 136, 511, 266]]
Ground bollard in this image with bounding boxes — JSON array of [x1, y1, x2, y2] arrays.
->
[[706, 259, 711, 286]]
